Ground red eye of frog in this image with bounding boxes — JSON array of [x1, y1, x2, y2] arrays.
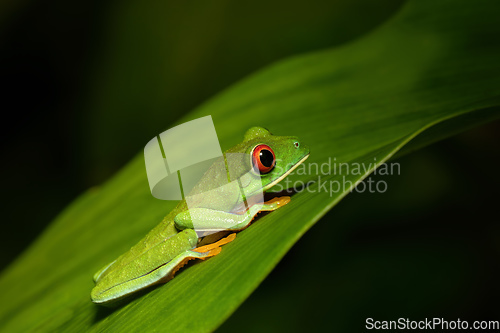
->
[[252, 144, 276, 174]]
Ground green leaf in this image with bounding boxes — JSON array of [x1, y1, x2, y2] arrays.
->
[[1, 0, 499, 332]]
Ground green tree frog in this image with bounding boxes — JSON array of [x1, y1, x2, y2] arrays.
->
[[91, 127, 309, 305]]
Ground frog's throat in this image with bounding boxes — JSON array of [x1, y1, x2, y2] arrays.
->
[[263, 154, 309, 191]]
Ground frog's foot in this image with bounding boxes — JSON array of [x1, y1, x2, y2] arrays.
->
[[193, 232, 236, 254], [260, 196, 291, 211]]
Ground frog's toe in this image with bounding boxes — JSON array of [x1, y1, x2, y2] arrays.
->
[[261, 196, 291, 211]]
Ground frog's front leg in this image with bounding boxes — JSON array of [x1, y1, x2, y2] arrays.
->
[[174, 196, 290, 232]]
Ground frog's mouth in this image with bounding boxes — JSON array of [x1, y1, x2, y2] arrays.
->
[[263, 153, 309, 191], [230, 153, 309, 214]]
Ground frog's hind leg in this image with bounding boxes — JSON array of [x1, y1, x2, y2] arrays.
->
[[160, 233, 236, 283], [93, 259, 116, 282], [158, 249, 218, 283]]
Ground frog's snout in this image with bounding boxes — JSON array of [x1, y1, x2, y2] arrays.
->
[[295, 140, 310, 156]]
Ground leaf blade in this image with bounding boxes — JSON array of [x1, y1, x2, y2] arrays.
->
[[1, 0, 500, 332]]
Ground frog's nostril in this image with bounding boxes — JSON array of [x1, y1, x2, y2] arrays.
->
[[294, 141, 300, 149]]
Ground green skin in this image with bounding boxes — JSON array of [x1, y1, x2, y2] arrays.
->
[[91, 127, 310, 305]]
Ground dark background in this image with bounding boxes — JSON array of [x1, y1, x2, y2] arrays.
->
[[1, 0, 499, 330]]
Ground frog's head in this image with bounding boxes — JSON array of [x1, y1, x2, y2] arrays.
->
[[227, 127, 309, 197]]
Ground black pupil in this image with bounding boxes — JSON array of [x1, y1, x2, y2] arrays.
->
[[259, 149, 274, 168]]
